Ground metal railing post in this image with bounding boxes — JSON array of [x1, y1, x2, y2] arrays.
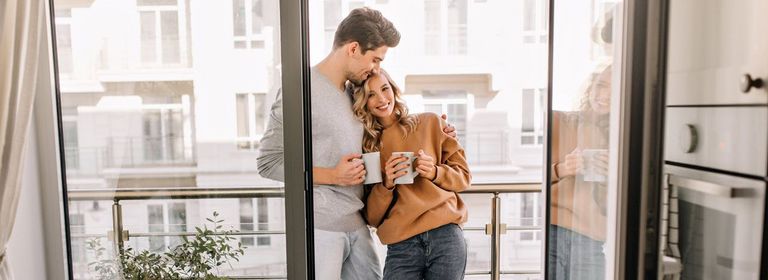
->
[[111, 199, 126, 254], [487, 192, 506, 280]]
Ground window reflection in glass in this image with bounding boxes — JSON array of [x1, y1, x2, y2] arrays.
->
[[54, 0, 284, 278], [548, 0, 621, 279]]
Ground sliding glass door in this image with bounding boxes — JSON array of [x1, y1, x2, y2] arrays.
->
[[308, 1, 549, 279], [46, 0, 649, 279], [546, 0, 626, 279], [49, 0, 313, 278]]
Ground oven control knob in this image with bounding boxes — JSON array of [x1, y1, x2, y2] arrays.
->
[[679, 124, 698, 153], [740, 74, 764, 94]]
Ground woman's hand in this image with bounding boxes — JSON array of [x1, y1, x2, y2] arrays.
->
[[556, 148, 583, 178], [441, 114, 458, 140], [415, 149, 437, 181], [383, 154, 410, 189]]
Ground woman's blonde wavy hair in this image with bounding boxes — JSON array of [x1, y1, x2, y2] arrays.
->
[[352, 69, 418, 152]]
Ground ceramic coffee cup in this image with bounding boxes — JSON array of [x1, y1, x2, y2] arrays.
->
[[392, 151, 419, 185], [361, 152, 383, 184], [581, 149, 608, 182]]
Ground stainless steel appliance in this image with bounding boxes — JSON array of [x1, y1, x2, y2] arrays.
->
[[660, 108, 767, 280], [659, 0, 768, 278], [661, 165, 765, 279]]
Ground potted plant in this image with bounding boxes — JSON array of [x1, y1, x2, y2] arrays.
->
[[87, 212, 246, 280]]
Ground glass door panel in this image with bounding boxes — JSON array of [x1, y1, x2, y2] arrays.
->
[[50, 0, 298, 278], [308, 1, 549, 279], [547, 0, 625, 279]]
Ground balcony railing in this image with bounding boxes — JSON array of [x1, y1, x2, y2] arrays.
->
[[68, 183, 543, 280], [65, 136, 195, 177]]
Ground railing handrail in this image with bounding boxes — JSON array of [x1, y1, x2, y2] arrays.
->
[[67, 187, 285, 201], [66, 182, 542, 201], [71, 229, 287, 239], [463, 182, 541, 194]]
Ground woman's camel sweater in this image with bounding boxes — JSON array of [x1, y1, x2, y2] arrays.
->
[[366, 113, 471, 245]]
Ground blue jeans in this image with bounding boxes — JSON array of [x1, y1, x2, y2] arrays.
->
[[314, 226, 383, 280], [383, 223, 467, 280], [548, 225, 605, 280]]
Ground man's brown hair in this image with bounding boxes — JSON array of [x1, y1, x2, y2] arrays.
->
[[333, 7, 400, 53]]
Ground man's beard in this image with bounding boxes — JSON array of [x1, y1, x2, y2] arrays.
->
[[346, 71, 368, 86], [348, 76, 364, 86]]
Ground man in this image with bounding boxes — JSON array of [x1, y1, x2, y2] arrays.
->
[[258, 7, 455, 280]]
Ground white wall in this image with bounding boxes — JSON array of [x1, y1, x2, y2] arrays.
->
[[6, 123, 48, 280]]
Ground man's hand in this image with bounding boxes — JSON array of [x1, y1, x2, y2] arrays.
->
[[333, 154, 366, 186], [441, 114, 458, 140], [415, 149, 437, 181]]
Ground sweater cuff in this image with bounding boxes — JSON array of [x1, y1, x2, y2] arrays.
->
[[431, 165, 445, 185], [374, 183, 396, 194]]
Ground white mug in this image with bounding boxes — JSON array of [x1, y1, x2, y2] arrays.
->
[[581, 149, 608, 182], [362, 152, 383, 184], [392, 152, 419, 185]]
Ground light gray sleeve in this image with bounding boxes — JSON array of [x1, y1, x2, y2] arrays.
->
[[257, 89, 285, 182]]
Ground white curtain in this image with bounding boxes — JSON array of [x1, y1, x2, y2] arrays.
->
[[0, 0, 45, 278]]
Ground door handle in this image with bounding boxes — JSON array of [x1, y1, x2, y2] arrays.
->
[[667, 174, 734, 198]]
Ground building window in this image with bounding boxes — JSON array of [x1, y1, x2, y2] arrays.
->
[[521, 88, 545, 146], [240, 198, 255, 246], [138, 0, 185, 65], [148, 203, 187, 251], [422, 91, 468, 147], [138, 108, 185, 164], [256, 198, 271, 246], [447, 0, 468, 55], [424, 0, 468, 55], [520, 193, 541, 241], [63, 120, 79, 170], [54, 9, 73, 74], [69, 213, 86, 262], [148, 204, 165, 251], [424, 0, 441, 55], [324, 0, 342, 53], [168, 202, 187, 248], [236, 93, 267, 150], [233, 0, 265, 49], [240, 198, 271, 246], [522, 0, 548, 44]]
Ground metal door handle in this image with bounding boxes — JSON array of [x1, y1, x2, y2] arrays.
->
[[667, 174, 734, 198], [740, 74, 764, 93]]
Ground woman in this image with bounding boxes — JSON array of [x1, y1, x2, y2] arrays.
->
[[549, 64, 612, 280], [353, 69, 471, 280]]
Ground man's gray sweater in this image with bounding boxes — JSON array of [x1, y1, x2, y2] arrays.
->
[[257, 67, 365, 232]]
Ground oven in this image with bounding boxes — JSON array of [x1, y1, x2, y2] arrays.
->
[[662, 166, 765, 279], [660, 107, 767, 279]]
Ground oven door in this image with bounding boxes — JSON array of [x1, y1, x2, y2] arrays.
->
[[661, 165, 765, 279]]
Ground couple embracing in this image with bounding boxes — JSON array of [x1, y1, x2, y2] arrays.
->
[[257, 7, 471, 280]]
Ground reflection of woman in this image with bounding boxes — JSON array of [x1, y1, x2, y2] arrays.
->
[[549, 64, 611, 280], [354, 69, 471, 280]]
